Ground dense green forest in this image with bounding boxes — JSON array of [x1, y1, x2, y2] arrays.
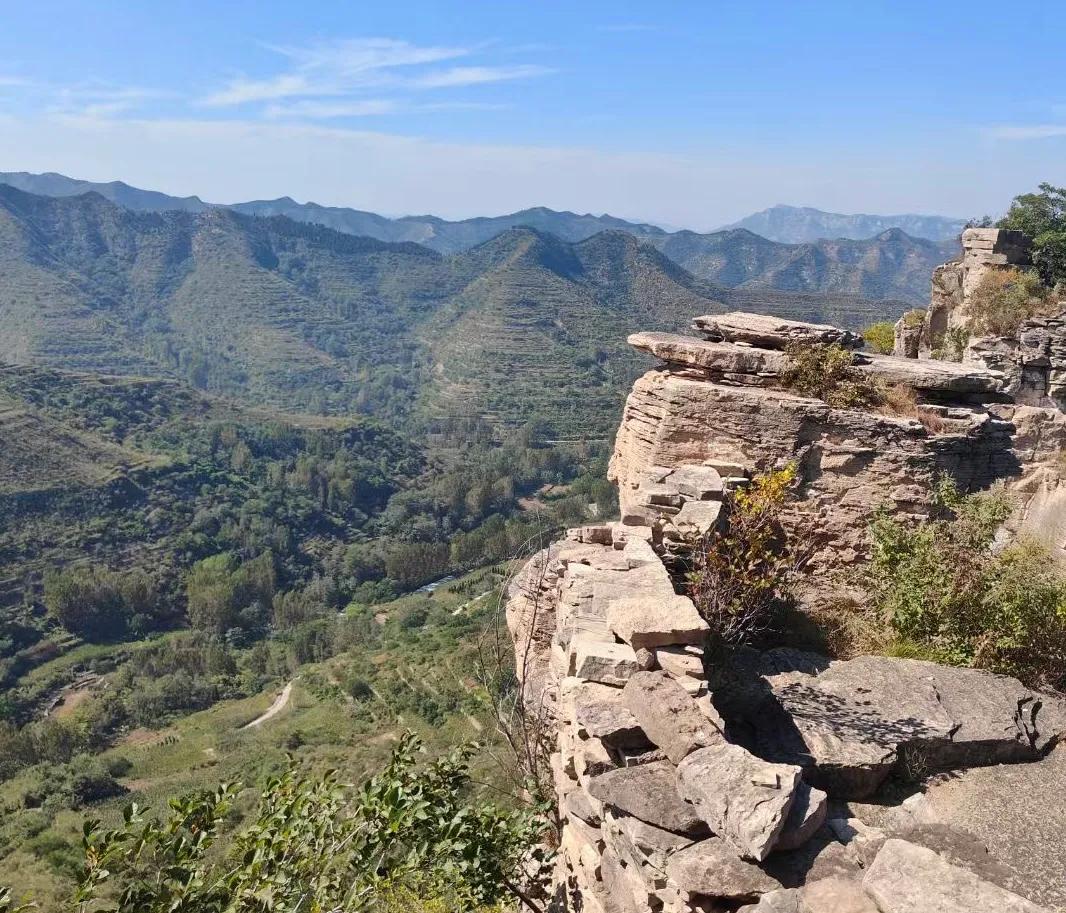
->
[[0, 361, 612, 903]]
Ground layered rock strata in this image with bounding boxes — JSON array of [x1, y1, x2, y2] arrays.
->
[[509, 521, 1065, 912], [507, 307, 1066, 912]]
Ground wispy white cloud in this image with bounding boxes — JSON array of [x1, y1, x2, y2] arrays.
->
[[0, 76, 32, 88], [411, 64, 554, 89], [984, 124, 1066, 141], [51, 85, 173, 117], [263, 98, 398, 119], [200, 36, 552, 117]]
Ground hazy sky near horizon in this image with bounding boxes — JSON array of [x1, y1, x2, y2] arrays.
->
[[0, 0, 1063, 229]]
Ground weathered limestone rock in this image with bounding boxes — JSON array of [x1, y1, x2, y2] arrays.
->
[[801, 876, 879, 913], [566, 679, 646, 747], [863, 839, 1050, 913], [773, 782, 828, 852], [654, 646, 704, 679], [666, 837, 781, 901], [622, 671, 722, 763], [602, 809, 694, 888], [607, 594, 710, 650], [856, 350, 1004, 394], [587, 761, 708, 836], [630, 331, 786, 375], [608, 371, 1019, 581], [676, 743, 802, 860], [692, 312, 864, 350], [572, 637, 641, 685], [720, 654, 1063, 798]]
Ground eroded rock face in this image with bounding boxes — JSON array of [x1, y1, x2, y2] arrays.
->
[[509, 305, 1066, 913], [608, 370, 1019, 580], [715, 652, 1064, 799]]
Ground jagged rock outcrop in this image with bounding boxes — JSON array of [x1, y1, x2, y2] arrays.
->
[[508, 522, 1066, 912], [508, 301, 1066, 912], [913, 228, 1033, 356]]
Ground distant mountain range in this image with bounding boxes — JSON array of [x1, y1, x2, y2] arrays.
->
[[0, 172, 956, 303], [0, 184, 904, 435], [722, 204, 966, 244]]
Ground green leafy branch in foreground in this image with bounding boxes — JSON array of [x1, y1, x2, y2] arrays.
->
[[51, 732, 547, 913]]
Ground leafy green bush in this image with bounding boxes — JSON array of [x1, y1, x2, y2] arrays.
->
[[966, 267, 1054, 337], [862, 321, 895, 354], [686, 466, 800, 645], [998, 182, 1066, 288], [780, 342, 882, 408], [868, 482, 1066, 687], [61, 732, 545, 913], [44, 566, 164, 641]]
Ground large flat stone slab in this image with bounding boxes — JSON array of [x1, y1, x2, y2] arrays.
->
[[863, 839, 1050, 913], [587, 760, 708, 836], [607, 594, 710, 650], [676, 743, 802, 861], [723, 653, 1061, 799], [666, 837, 781, 901], [629, 331, 786, 373], [857, 351, 1004, 394], [692, 312, 864, 350]]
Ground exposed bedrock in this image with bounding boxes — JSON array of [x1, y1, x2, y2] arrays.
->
[[513, 307, 1066, 912]]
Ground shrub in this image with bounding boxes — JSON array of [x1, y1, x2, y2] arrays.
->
[[686, 466, 800, 645], [867, 482, 1066, 688], [966, 268, 1054, 337], [998, 182, 1066, 287], [861, 322, 895, 355], [780, 342, 882, 409], [63, 733, 545, 913]]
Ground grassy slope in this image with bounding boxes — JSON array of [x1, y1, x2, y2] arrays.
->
[[0, 566, 511, 907]]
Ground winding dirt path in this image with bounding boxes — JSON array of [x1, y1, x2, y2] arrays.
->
[[241, 681, 294, 730]]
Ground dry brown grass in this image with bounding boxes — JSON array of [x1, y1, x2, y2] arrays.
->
[[875, 383, 948, 434]]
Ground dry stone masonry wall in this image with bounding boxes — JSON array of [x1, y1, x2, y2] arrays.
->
[[508, 297, 1066, 911]]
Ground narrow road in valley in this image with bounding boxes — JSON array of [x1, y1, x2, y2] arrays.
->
[[242, 680, 294, 729]]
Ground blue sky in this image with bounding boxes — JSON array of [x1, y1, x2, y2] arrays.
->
[[0, 0, 1063, 228]]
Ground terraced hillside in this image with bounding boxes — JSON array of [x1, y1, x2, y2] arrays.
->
[[0, 186, 906, 438], [2, 173, 950, 303]]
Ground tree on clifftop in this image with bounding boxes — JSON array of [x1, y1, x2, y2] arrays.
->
[[998, 182, 1066, 288]]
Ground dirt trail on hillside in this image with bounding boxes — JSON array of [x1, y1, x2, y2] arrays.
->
[[242, 681, 293, 729]]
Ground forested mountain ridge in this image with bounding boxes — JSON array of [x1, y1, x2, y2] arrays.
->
[[1, 171, 952, 303], [0, 185, 904, 436]]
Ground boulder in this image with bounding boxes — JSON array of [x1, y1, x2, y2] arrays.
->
[[774, 781, 828, 852], [692, 312, 864, 350], [587, 761, 708, 836], [607, 594, 710, 650], [676, 743, 802, 861], [666, 837, 780, 901], [572, 637, 642, 685], [863, 839, 1049, 913], [567, 680, 647, 747], [727, 654, 1058, 798], [653, 646, 704, 679], [622, 671, 722, 763]]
